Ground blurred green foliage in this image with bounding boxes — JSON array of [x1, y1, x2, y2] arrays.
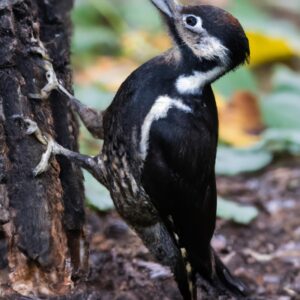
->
[[72, 0, 162, 63]]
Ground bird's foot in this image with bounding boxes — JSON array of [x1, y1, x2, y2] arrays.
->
[[27, 45, 105, 140], [11, 115, 53, 176], [28, 44, 50, 61], [22, 117, 47, 145], [28, 46, 74, 101], [28, 60, 59, 100], [17, 116, 103, 180], [22, 117, 58, 176]]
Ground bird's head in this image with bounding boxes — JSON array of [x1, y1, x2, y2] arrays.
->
[[151, 0, 250, 71]]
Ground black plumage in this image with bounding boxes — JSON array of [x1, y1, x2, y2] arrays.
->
[[100, 2, 250, 299]]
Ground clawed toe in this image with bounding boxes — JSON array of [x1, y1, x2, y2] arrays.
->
[[33, 137, 55, 176], [11, 115, 53, 176], [22, 118, 53, 176], [11, 115, 45, 143], [28, 61, 59, 100], [23, 118, 48, 145]]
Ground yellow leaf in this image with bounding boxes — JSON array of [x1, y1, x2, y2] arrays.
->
[[247, 31, 297, 66], [215, 93, 226, 111], [217, 91, 264, 148]]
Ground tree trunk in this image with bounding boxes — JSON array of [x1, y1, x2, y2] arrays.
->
[[0, 0, 87, 297]]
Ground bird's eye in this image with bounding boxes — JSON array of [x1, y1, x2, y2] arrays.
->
[[185, 16, 198, 27]]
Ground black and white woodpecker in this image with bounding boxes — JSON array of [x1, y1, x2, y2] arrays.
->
[[24, 0, 250, 299]]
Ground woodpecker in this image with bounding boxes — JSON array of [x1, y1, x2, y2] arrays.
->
[[24, 0, 250, 299]]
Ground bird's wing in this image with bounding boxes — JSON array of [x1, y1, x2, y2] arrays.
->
[[141, 108, 218, 270]]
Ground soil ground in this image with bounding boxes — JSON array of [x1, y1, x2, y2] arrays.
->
[[7, 159, 300, 299]]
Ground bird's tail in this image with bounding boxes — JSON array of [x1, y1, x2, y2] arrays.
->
[[210, 248, 249, 297]]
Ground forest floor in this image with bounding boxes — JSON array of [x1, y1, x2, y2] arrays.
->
[[9, 159, 300, 300], [61, 158, 300, 300]]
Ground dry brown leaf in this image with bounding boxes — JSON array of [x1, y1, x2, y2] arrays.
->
[[244, 248, 300, 263], [74, 56, 139, 92], [217, 91, 264, 148]]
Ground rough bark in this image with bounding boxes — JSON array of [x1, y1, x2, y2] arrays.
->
[[0, 0, 87, 297]]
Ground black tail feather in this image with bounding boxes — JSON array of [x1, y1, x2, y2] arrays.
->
[[212, 249, 250, 298]]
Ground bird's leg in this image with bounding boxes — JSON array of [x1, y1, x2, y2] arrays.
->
[[28, 46, 105, 139], [58, 85, 105, 140], [20, 117, 106, 183]]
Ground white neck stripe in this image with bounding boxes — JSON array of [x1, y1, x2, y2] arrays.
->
[[175, 66, 224, 95], [140, 96, 192, 160]]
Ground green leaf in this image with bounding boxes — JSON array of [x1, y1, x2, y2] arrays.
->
[[260, 66, 300, 130], [260, 92, 300, 129], [217, 197, 259, 225], [272, 66, 300, 94], [73, 0, 125, 31], [228, 0, 268, 28], [216, 146, 272, 176], [74, 85, 114, 110], [83, 170, 114, 211], [213, 67, 258, 99], [72, 2, 102, 27], [216, 129, 300, 176], [264, 0, 300, 16], [257, 128, 300, 155], [118, 0, 162, 31], [73, 0, 161, 32], [87, 0, 126, 33], [72, 27, 119, 55]]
